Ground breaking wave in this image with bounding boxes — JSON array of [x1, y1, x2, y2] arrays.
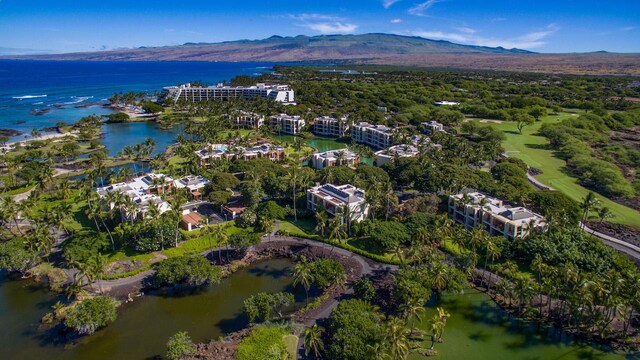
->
[[12, 94, 47, 100]]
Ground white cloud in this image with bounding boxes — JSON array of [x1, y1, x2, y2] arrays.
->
[[383, 0, 402, 8], [407, 24, 559, 49], [621, 26, 637, 32], [289, 13, 358, 34], [391, 18, 403, 24], [408, 0, 441, 16]]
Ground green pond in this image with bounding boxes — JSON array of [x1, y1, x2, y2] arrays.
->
[[0, 259, 302, 360], [1, 263, 637, 360], [411, 287, 636, 360]]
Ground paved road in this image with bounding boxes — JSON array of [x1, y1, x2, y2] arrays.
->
[[504, 153, 640, 262]]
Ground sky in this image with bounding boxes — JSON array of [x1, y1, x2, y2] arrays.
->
[[0, 0, 638, 54]]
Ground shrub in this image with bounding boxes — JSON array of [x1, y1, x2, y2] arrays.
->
[[153, 256, 221, 288], [244, 292, 294, 323], [64, 296, 119, 335], [166, 331, 196, 360], [327, 299, 384, 360], [309, 259, 346, 289], [236, 326, 288, 360], [353, 278, 376, 302]]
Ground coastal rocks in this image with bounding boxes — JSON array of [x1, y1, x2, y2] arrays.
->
[[0, 128, 22, 137]]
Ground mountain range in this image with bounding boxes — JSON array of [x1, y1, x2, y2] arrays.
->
[[3, 33, 639, 75]]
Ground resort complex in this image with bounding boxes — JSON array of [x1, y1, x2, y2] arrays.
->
[[352, 122, 395, 149], [313, 115, 350, 137], [311, 148, 360, 169], [162, 83, 295, 104], [307, 183, 369, 223], [195, 143, 285, 166], [422, 120, 445, 134], [269, 114, 306, 135], [375, 144, 420, 166], [448, 192, 546, 240], [96, 173, 173, 221]]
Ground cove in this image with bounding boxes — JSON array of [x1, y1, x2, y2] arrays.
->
[[0, 258, 302, 360]]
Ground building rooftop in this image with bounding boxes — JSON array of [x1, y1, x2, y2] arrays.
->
[[314, 148, 358, 160], [451, 192, 545, 227], [310, 183, 366, 206]]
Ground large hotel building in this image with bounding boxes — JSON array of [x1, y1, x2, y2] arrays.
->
[[314, 116, 349, 137], [352, 122, 395, 149], [269, 114, 306, 135], [163, 83, 295, 104]]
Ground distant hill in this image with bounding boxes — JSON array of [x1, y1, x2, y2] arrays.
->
[[1, 33, 532, 62], [3, 33, 640, 76]]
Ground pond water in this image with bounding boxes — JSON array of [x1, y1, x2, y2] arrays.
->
[[0, 258, 303, 360], [412, 287, 635, 360], [101, 122, 182, 157]]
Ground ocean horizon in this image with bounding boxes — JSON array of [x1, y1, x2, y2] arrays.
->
[[0, 60, 278, 138]]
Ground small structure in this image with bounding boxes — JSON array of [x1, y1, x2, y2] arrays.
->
[[448, 192, 545, 240], [375, 144, 419, 167], [307, 183, 369, 224], [433, 101, 460, 106], [422, 121, 445, 134], [180, 211, 205, 231], [313, 116, 349, 137], [351, 122, 394, 149], [311, 149, 359, 169], [174, 175, 209, 200], [269, 114, 306, 135]]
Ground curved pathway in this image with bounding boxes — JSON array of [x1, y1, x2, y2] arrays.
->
[[504, 153, 640, 262]]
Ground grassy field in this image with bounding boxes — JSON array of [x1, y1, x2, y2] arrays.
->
[[468, 113, 640, 226]]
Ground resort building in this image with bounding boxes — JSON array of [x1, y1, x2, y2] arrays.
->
[[375, 144, 420, 167], [351, 122, 394, 149], [311, 149, 360, 169], [174, 175, 209, 200], [195, 143, 285, 167], [233, 111, 265, 129], [180, 211, 205, 231], [269, 114, 306, 135], [422, 121, 445, 134], [433, 101, 460, 106], [448, 192, 545, 240], [96, 173, 174, 221], [313, 116, 349, 137], [307, 183, 369, 224], [163, 83, 295, 104]]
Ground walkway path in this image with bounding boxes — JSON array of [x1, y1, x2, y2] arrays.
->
[[505, 153, 640, 262]]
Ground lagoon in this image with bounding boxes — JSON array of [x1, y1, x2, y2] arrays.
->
[[0, 259, 302, 360]]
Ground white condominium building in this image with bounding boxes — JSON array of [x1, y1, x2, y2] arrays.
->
[[96, 173, 173, 221], [314, 116, 349, 137], [422, 121, 445, 134], [163, 83, 295, 104], [448, 192, 545, 240], [311, 149, 360, 170], [234, 111, 265, 129], [375, 144, 419, 167], [307, 183, 369, 224], [270, 114, 306, 135], [195, 143, 285, 167], [351, 122, 394, 149]]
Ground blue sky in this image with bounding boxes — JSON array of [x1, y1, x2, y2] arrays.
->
[[0, 0, 638, 54]]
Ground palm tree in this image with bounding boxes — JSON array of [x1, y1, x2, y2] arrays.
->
[[304, 325, 325, 359], [385, 317, 410, 360], [483, 237, 502, 292], [286, 158, 302, 221], [580, 192, 601, 227], [293, 256, 314, 305], [597, 206, 614, 225], [401, 297, 425, 336], [429, 307, 450, 349]]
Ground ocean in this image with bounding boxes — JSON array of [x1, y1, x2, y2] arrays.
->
[[0, 60, 275, 153]]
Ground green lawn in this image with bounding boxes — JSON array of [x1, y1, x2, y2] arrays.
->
[[278, 220, 319, 239], [468, 113, 640, 226]]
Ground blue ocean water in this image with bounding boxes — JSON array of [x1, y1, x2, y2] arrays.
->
[[0, 60, 274, 154]]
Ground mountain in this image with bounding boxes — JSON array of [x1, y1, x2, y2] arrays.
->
[[1, 33, 532, 62], [3, 33, 639, 76]]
